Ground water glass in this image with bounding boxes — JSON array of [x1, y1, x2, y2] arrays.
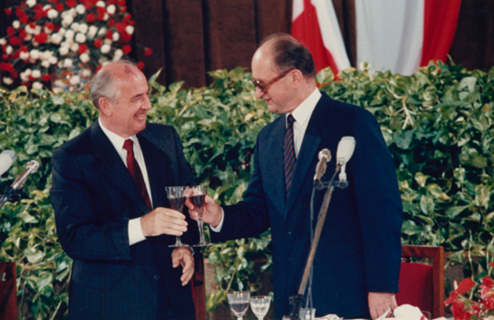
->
[[250, 295, 271, 320]]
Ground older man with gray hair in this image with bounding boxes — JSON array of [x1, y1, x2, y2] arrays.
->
[[51, 60, 198, 320]]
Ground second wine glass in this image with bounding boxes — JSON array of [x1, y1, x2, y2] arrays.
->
[[227, 291, 250, 320], [165, 186, 189, 248], [188, 185, 211, 247]]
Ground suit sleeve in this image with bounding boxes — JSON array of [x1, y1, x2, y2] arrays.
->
[[351, 110, 403, 292], [51, 147, 132, 261]]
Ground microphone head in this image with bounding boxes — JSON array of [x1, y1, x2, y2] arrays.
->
[[318, 149, 331, 163], [336, 137, 356, 164], [26, 160, 40, 173], [0, 150, 16, 176]]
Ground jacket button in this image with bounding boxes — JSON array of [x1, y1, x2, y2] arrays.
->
[[287, 229, 292, 235], [154, 275, 160, 280]]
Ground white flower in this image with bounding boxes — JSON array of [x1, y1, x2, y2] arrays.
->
[[26, 0, 36, 8], [49, 56, 58, 65], [62, 15, 73, 28], [50, 33, 63, 45], [63, 58, 73, 68], [69, 75, 80, 85], [44, 26, 54, 34], [47, 9, 58, 19], [101, 44, 111, 54], [71, 8, 77, 17], [60, 41, 70, 48], [42, 4, 51, 11], [112, 32, 119, 42], [70, 42, 79, 52], [6, 46, 12, 55], [24, 34, 32, 41], [58, 28, 67, 36], [20, 72, 29, 82], [71, 22, 80, 33], [25, 24, 35, 34], [30, 50, 41, 61], [76, 4, 85, 15], [75, 33, 86, 43], [32, 82, 43, 89], [34, 26, 41, 35], [20, 51, 30, 60], [24, 69, 32, 76], [107, 5, 116, 14], [3, 77, 13, 85], [113, 48, 123, 59], [80, 53, 90, 63], [65, 29, 75, 40], [32, 70, 41, 78], [41, 60, 50, 68], [97, 27, 107, 37], [125, 26, 134, 35], [59, 46, 69, 56], [82, 69, 91, 77], [103, 38, 112, 45], [87, 26, 98, 39], [42, 50, 52, 60], [96, 1, 105, 7], [0, 39, 6, 45], [13, 20, 20, 29], [78, 23, 88, 34], [103, 13, 109, 21]]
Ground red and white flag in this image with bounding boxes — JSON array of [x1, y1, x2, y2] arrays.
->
[[291, 0, 350, 76]]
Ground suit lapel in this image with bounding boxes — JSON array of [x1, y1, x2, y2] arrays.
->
[[265, 118, 287, 216], [285, 94, 330, 217], [91, 122, 149, 216]]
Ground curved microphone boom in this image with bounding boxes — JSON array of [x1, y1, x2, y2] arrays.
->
[[0, 150, 16, 177], [313, 149, 331, 189], [336, 137, 356, 188]]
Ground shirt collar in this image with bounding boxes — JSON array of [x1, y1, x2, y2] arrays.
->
[[288, 88, 321, 127], [98, 117, 140, 152]]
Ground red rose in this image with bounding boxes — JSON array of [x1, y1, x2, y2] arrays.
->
[[12, 51, 20, 59], [21, 82, 31, 86], [122, 44, 131, 55], [6, 63, 14, 73], [11, 72, 18, 78], [56, 3, 64, 12], [94, 38, 103, 48], [129, 20, 135, 26], [34, 32, 48, 44], [15, 7, 24, 17], [117, 0, 125, 6], [107, 0, 117, 4], [123, 14, 132, 22], [83, 0, 93, 10], [33, 4, 44, 20], [106, 29, 113, 40], [115, 22, 126, 33], [19, 45, 28, 52], [66, 0, 77, 8], [137, 62, 144, 70], [144, 48, 153, 56], [45, 22, 55, 31], [19, 15, 28, 24], [29, 22, 36, 29], [19, 30, 27, 39], [0, 62, 6, 71], [108, 19, 115, 28], [78, 43, 88, 54], [121, 32, 132, 42], [120, 6, 127, 13], [9, 37, 19, 45], [4, 8, 12, 15], [86, 13, 95, 22], [28, 75, 36, 82], [41, 74, 51, 82], [1, 54, 7, 61], [96, 7, 106, 20], [7, 27, 15, 36]]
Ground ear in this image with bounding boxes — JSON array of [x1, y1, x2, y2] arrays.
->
[[98, 97, 113, 117], [290, 69, 304, 88]]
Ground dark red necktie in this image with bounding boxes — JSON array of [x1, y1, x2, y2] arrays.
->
[[284, 114, 296, 198], [123, 139, 152, 210]]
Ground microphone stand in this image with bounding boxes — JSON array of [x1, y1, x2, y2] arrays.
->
[[288, 164, 343, 320], [0, 188, 23, 209]]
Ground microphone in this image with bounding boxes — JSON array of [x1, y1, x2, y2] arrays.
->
[[313, 149, 331, 188], [336, 137, 356, 188], [0, 150, 16, 177], [11, 160, 40, 191]]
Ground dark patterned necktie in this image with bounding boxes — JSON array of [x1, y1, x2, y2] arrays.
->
[[123, 139, 152, 210], [284, 114, 296, 198]]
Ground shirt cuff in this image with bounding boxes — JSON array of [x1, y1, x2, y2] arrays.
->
[[209, 208, 225, 233], [128, 218, 146, 245]]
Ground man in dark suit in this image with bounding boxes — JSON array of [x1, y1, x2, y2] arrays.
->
[[51, 61, 198, 320], [187, 34, 403, 319]]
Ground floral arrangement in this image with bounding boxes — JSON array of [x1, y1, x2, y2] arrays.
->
[[0, 0, 152, 90], [445, 263, 494, 320]]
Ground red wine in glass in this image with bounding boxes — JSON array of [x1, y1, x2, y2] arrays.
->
[[165, 186, 189, 248], [189, 185, 210, 247]]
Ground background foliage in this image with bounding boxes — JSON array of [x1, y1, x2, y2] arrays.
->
[[0, 62, 493, 319]]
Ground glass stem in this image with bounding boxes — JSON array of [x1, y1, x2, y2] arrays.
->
[[198, 217, 205, 242]]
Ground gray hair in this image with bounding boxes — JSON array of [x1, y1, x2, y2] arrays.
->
[[89, 59, 136, 109]]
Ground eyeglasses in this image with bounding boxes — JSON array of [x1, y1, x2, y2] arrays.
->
[[251, 68, 295, 94]]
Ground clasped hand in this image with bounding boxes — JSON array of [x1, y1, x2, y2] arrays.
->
[[184, 195, 223, 228], [140, 207, 188, 237]]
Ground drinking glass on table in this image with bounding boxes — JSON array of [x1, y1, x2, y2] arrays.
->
[[187, 185, 211, 247], [165, 186, 189, 248], [250, 295, 271, 320], [227, 291, 250, 320]]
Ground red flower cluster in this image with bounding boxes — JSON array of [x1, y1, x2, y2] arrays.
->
[[445, 263, 494, 319], [1, 0, 152, 88]]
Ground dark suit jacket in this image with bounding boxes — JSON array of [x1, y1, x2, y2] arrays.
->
[[51, 121, 198, 320], [213, 92, 403, 319]]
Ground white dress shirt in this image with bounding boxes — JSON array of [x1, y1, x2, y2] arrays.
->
[[211, 88, 322, 232], [98, 117, 150, 245]]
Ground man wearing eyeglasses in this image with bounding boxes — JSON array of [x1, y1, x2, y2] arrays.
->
[[187, 33, 403, 320]]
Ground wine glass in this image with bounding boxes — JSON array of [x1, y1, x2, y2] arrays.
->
[[188, 185, 211, 247], [165, 186, 189, 248], [227, 291, 250, 320], [250, 296, 271, 320]]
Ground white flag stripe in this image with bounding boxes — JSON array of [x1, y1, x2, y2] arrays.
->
[[312, 0, 351, 72], [356, 0, 424, 75], [292, 0, 304, 21]]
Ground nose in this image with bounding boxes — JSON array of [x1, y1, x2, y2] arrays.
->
[[143, 95, 152, 110], [255, 86, 265, 99]]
